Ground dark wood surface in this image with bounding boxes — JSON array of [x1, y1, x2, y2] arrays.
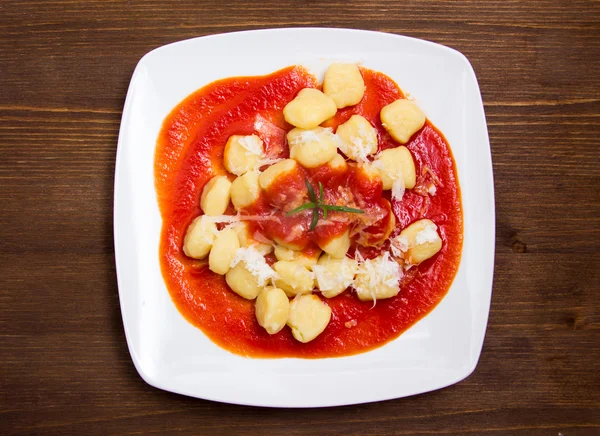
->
[[1, 1, 598, 435]]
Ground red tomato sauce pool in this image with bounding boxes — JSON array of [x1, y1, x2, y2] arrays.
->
[[154, 66, 463, 358]]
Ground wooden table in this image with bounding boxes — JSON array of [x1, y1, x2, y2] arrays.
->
[[1, 1, 598, 434]]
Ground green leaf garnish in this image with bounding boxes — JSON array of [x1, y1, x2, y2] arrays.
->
[[287, 178, 365, 230]]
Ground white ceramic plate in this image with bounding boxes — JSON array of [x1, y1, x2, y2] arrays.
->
[[114, 28, 495, 407]]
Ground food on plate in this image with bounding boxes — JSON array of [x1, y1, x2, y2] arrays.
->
[[283, 88, 337, 129], [255, 287, 290, 334], [155, 63, 463, 357], [323, 63, 365, 108], [380, 99, 426, 144], [287, 294, 332, 343]]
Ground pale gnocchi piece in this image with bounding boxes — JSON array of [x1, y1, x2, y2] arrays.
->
[[258, 158, 298, 191], [232, 222, 272, 255], [287, 294, 332, 343], [225, 262, 263, 300], [208, 228, 240, 275], [287, 127, 338, 168], [255, 286, 290, 335], [273, 260, 315, 297], [326, 153, 348, 171], [380, 99, 426, 144], [283, 88, 337, 129], [272, 236, 306, 252], [223, 134, 264, 176], [399, 219, 443, 264], [335, 115, 378, 162], [312, 254, 358, 298], [230, 170, 261, 210], [318, 229, 351, 259], [182, 216, 218, 259], [200, 175, 232, 216], [323, 63, 365, 109], [353, 252, 401, 301], [274, 245, 321, 268], [372, 146, 416, 190]]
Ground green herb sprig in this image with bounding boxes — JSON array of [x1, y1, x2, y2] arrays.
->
[[286, 179, 364, 230]]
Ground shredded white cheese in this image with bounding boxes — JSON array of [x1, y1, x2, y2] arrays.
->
[[312, 262, 354, 292], [415, 223, 439, 245], [353, 252, 402, 305], [428, 184, 437, 196], [238, 135, 263, 157], [389, 235, 409, 258], [230, 246, 277, 287], [391, 175, 405, 201]]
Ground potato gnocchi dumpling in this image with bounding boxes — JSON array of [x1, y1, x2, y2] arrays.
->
[[287, 127, 338, 168], [274, 245, 321, 268], [283, 88, 337, 129], [255, 286, 290, 335], [380, 99, 426, 144], [353, 253, 401, 301], [182, 216, 217, 259], [208, 228, 240, 275], [224, 134, 264, 176], [230, 170, 261, 210], [258, 158, 298, 191], [323, 63, 365, 109], [326, 153, 348, 172], [200, 175, 232, 216], [336, 115, 378, 162], [226, 262, 263, 300], [287, 294, 332, 343], [232, 222, 272, 255], [312, 254, 358, 298], [399, 219, 443, 264], [273, 260, 315, 297], [318, 229, 351, 259], [372, 146, 416, 190]]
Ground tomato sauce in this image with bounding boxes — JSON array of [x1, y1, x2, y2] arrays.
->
[[154, 66, 463, 358]]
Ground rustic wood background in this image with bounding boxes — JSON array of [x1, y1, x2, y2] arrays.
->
[[1, 0, 598, 434]]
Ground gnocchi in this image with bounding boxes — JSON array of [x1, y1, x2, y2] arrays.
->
[[287, 294, 332, 343], [232, 222, 272, 255], [283, 88, 337, 129], [274, 244, 321, 268], [326, 153, 348, 172], [353, 252, 401, 301], [287, 127, 338, 168], [312, 254, 358, 298], [258, 158, 298, 191], [318, 229, 351, 259], [273, 260, 315, 297], [230, 170, 261, 210], [224, 134, 264, 176], [226, 262, 263, 300], [200, 175, 232, 216], [182, 216, 217, 259], [255, 286, 290, 335], [372, 146, 416, 190], [399, 219, 443, 264], [380, 99, 426, 144], [208, 228, 240, 275], [323, 63, 365, 109], [336, 115, 378, 162]]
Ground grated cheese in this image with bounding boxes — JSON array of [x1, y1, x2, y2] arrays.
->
[[415, 223, 439, 245], [230, 246, 277, 287], [389, 234, 409, 258], [353, 252, 402, 305], [238, 135, 263, 157]]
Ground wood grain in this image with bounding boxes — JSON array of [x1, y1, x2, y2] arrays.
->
[[1, 0, 599, 435]]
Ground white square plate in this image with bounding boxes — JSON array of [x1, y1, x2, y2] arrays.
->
[[114, 28, 495, 407]]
